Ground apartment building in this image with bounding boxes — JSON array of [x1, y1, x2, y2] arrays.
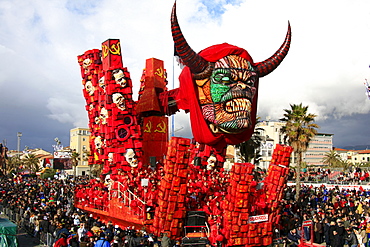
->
[[251, 120, 333, 168], [69, 127, 91, 176], [304, 133, 333, 166]]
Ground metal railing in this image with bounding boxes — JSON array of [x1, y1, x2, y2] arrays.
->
[[109, 181, 147, 218], [0, 205, 55, 246]]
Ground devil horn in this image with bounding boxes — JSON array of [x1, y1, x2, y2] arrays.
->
[[255, 22, 292, 78], [171, 1, 213, 79]]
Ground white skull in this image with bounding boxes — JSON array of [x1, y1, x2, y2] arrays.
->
[[83, 58, 92, 69], [94, 136, 102, 149], [94, 116, 100, 125], [113, 69, 127, 87], [100, 107, 108, 124], [108, 152, 114, 163], [112, 93, 126, 110], [85, 81, 95, 96], [99, 76, 105, 91], [206, 155, 217, 171], [125, 149, 138, 168]]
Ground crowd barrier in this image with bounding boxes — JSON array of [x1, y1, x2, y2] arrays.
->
[[0, 205, 56, 247]]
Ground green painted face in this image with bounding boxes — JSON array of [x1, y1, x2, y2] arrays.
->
[[210, 68, 233, 103]]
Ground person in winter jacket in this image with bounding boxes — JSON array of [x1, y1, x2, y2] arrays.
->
[[346, 227, 359, 247]]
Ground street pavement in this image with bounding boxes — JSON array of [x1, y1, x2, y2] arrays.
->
[[16, 227, 46, 247]]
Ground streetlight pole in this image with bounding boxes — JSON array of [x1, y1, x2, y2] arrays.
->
[[17, 132, 22, 158]]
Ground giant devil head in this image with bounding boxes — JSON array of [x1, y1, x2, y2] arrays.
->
[[172, 2, 291, 147]]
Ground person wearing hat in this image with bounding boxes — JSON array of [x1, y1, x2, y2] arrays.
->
[[94, 232, 110, 247]]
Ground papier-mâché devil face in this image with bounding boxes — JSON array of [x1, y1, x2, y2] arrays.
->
[[171, 2, 291, 144], [197, 55, 257, 134]]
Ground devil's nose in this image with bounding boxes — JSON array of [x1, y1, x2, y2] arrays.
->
[[236, 82, 247, 89]]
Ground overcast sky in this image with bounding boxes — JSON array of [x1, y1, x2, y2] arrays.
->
[[1, 0, 370, 152]]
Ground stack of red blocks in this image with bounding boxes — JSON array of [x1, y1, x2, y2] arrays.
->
[[151, 137, 191, 239]]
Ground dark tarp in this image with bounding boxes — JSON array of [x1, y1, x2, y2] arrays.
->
[[0, 218, 17, 247]]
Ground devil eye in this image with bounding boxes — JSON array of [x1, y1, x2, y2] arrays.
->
[[246, 79, 255, 86], [213, 70, 232, 84]]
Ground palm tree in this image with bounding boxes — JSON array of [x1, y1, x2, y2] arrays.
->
[[236, 130, 263, 163], [322, 150, 341, 167], [4, 155, 22, 175], [340, 159, 352, 171], [280, 103, 319, 200], [23, 153, 40, 173], [71, 150, 80, 179]]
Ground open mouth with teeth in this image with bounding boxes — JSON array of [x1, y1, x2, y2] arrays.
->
[[224, 98, 251, 113], [210, 97, 253, 133]]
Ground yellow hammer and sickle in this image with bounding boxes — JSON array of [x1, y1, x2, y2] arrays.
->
[[144, 121, 152, 133], [102, 44, 109, 58], [154, 67, 164, 78], [154, 121, 166, 133], [110, 42, 121, 55]]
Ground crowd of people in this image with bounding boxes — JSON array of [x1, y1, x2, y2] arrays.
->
[[280, 183, 370, 247], [297, 167, 370, 185], [0, 175, 172, 247], [2, 166, 370, 247]]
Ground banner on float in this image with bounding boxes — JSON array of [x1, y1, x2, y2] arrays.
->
[[248, 214, 268, 223]]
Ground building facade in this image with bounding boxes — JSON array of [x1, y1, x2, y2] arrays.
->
[[254, 120, 286, 169], [69, 127, 91, 176], [350, 150, 370, 165], [303, 133, 333, 166], [250, 120, 334, 168]]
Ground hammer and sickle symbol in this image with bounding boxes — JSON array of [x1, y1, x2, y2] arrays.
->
[[154, 121, 166, 133], [102, 44, 109, 58], [144, 121, 152, 133], [110, 43, 121, 55], [154, 67, 164, 78]]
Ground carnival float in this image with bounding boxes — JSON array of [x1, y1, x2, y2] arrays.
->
[[74, 2, 293, 246]]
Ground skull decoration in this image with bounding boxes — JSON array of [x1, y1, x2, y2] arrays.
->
[[171, 2, 291, 145], [85, 81, 95, 96], [100, 107, 108, 125], [112, 69, 127, 87], [108, 152, 114, 163], [94, 136, 103, 149], [94, 116, 100, 125], [112, 93, 126, 111], [206, 154, 217, 171], [124, 148, 138, 168], [83, 58, 92, 73], [99, 76, 106, 92]]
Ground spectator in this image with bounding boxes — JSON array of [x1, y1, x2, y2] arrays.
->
[[287, 228, 301, 247], [53, 232, 68, 247], [331, 230, 343, 247], [346, 227, 359, 247], [94, 232, 110, 247]]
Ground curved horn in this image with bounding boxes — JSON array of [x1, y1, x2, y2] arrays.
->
[[255, 22, 292, 78], [171, 2, 213, 79]]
